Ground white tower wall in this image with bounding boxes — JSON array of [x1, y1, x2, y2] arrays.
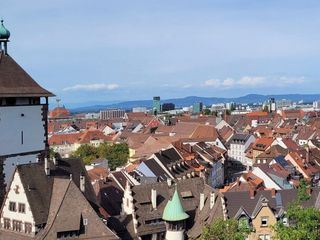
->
[[0, 105, 46, 156], [165, 230, 184, 240]]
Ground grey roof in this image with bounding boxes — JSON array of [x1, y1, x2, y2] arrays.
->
[[0, 53, 54, 97], [35, 178, 119, 240], [128, 177, 220, 238], [230, 133, 251, 144], [154, 148, 194, 178], [17, 164, 53, 225], [223, 188, 320, 219], [14, 158, 99, 226], [144, 158, 170, 181]]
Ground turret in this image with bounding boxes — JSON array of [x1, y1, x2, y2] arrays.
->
[[162, 187, 189, 240], [0, 19, 10, 55]]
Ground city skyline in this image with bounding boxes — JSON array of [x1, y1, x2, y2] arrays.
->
[[2, 0, 320, 104]]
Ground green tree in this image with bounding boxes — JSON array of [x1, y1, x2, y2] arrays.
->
[[273, 203, 320, 240], [73, 144, 98, 165], [200, 218, 251, 240], [297, 179, 310, 202], [98, 142, 129, 170], [203, 108, 211, 115]]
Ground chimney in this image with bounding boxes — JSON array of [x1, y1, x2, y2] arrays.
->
[[167, 178, 172, 186], [53, 156, 57, 166], [151, 189, 157, 210], [199, 193, 205, 211], [80, 173, 85, 193], [210, 192, 216, 209], [249, 189, 255, 199], [44, 158, 50, 176], [69, 173, 73, 181], [271, 188, 276, 198]]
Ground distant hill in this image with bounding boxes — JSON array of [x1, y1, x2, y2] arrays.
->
[[70, 94, 320, 113]]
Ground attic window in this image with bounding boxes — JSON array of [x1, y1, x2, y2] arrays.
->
[[181, 191, 193, 199], [14, 185, 20, 194]]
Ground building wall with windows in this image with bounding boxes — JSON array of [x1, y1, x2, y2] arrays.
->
[[100, 109, 125, 120], [0, 170, 35, 235], [228, 135, 255, 166], [152, 96, 161, 114], [249, 205, 276, 240]]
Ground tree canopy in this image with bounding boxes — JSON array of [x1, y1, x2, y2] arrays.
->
[[273, 179, 319, 240], [273, 203, 320, 240], [72, 142, 129, 170], [73, 144, 98, 165], [200, 218, 250, 240]]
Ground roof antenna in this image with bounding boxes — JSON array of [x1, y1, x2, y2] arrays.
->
[[56, 98, 61, 108]]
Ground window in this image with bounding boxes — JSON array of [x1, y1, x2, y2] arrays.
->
[[18, 203, 26, 213], [21, 131, 24, 145], [25, 222, 32, 234], [12, 220, 22, 232], [259, 234, 270, 240], [5, 98, 16, 106], [261, 216, 269, 227], [9, 201, 16, 212], [3, 218, 10, 229]]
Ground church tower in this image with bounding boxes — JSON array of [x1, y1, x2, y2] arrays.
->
[[162, 187, 189, 240], [0, 20, 54, 204]]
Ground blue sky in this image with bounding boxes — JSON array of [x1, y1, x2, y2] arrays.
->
[[2, 0, 320, 105]]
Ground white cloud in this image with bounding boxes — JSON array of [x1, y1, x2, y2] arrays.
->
[[182, 84, 192, 88], [278, 76, 305, 85], [237, 76, 265, 86], [63, 83, 119, 91], [222, 78, 235, 87], [203, 75, 305, 89], [204, 79, 221, 87]]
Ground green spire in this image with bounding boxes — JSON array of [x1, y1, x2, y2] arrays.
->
[[162, 187, 189, 222], [0, 19, 10, 39]]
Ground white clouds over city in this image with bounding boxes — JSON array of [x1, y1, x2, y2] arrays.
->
[[63, 83, 119, 91], [203, 76, 305, 89]]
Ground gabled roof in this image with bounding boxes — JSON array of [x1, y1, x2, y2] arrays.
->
[[35, 178, 119, 239], [0, 53, 54, 97], [223, 188, 320, 219], [11, 158, 99, 226]]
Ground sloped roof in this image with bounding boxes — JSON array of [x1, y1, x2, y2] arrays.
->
[[189, 125, 219, 139], [223, 188, 320, 219], [162, 188, 189, 221], [0, 53, 54, 97], [35, 178, 119, 239], [17, 164, 53, 225], [14, 158, 100, 227]]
